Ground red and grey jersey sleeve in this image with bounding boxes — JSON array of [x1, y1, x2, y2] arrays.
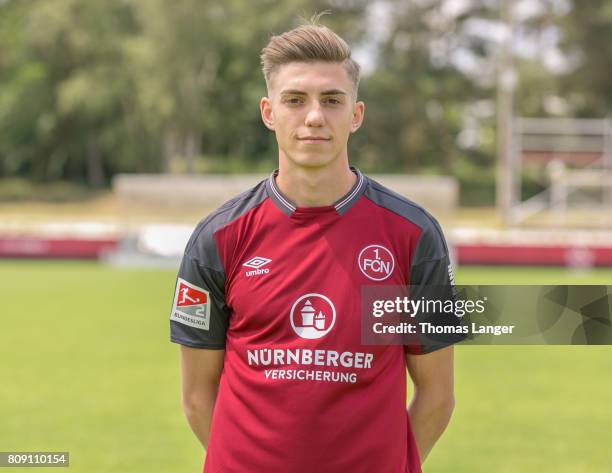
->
[[169, 180, 269, 349], [406, 215, 464, 355], [170, 224, 230, 349], [409, 215, 454, 288]]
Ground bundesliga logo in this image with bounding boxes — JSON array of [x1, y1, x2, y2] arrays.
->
[[290, 293, 336, 339], [170, 278, 211, 330]]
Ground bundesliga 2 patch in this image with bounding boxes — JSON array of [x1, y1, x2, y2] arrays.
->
[[170, 278, 211, 330]]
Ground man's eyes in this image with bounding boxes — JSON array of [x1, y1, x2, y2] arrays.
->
[[282, 96, 343, 105]]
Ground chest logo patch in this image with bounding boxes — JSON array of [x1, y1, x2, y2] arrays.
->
[[243, 256, 271, 269], [243, 256, 272, 277], [290, 293, 336, 339], [242, 256, 272, 277], [170, 278, 211, 330], [358, 244, 395, 281]]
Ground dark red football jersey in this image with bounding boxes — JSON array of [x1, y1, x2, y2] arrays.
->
[[170, 169, 457, 473]]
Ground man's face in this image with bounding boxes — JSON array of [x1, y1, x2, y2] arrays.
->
[[260, 61, 365, 169]]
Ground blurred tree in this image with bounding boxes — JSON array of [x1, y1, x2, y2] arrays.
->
[[0, 0, 606, 203], [0, 0, 144, 186], [559, 0, 612, 116], [510, 0, 573, 118], [0, 0, 367, 182], [354, 0, 484, 174], [0, 0, 54, 181]]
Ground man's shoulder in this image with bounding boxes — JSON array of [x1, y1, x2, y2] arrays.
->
[[185, 178, 269, 254], [363, 174, 450, 263], [363, 175, 442, 234]]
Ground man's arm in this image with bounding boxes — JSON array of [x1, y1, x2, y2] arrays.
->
[[405, 345, 455, 463], [180, 346, 225, 449]]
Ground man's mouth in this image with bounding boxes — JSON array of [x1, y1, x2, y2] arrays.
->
[[297, 136, 331, 142]]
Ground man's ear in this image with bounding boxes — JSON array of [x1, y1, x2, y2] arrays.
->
[[350, 101, 365, 133], [260, 97, 275, 131]]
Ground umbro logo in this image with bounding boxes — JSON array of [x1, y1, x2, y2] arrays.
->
[[243, 256, 271, 269], [243, 256, 272, 277]]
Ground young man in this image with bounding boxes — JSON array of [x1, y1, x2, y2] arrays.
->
[[170, 21, 458, 473]]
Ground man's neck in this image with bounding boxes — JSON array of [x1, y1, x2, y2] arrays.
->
[[276, 160, 356, 208]]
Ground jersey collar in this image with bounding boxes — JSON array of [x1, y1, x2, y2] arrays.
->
[[266, 167, 366, 217]]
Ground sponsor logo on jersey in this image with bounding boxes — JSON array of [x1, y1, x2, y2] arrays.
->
[[170, 278, 211, 330], [243, 256, 272, 277], [290, 293, 336, 339], [358, 244, 395, 281]]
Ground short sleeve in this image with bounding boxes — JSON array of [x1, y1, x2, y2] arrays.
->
[[169, 226, 230, 349], [404, 217, 464, 355]]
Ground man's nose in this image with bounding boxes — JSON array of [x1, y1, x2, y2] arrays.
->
[[304, 103, 325, 127]]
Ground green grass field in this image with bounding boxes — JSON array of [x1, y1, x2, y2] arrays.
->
[[1, 262, 611, 472]]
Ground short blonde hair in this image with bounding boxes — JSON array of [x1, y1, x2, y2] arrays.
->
[[261, 22, 361, 95]]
